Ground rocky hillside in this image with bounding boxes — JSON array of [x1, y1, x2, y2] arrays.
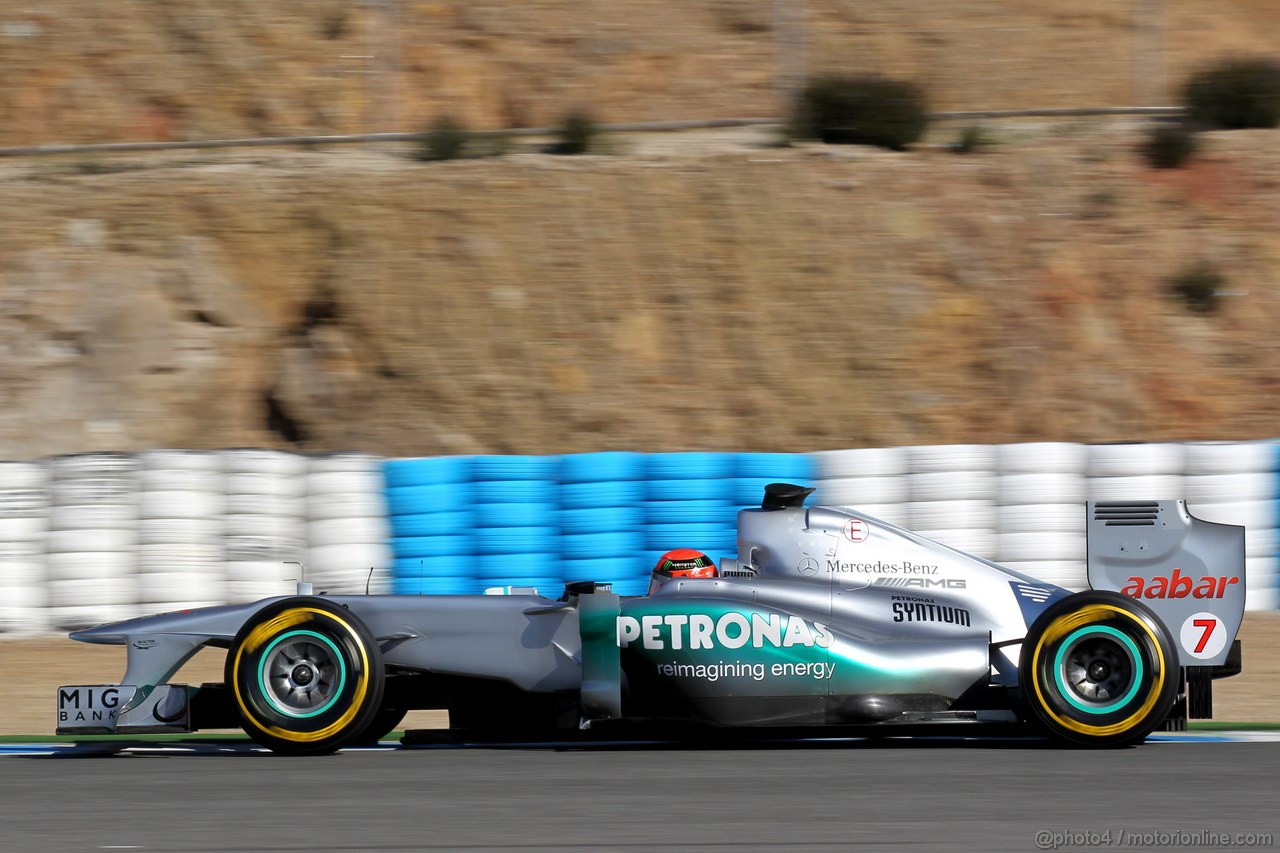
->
[[1, 121, 1278, 458], [2, 1, 1278, 145]]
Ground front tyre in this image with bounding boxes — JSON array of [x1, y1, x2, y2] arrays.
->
[[1020, 590, 1177, 747], [226, 597, 385, 755]]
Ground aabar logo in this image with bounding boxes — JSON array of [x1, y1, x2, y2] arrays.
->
[[1120, 568, 1239, 600]]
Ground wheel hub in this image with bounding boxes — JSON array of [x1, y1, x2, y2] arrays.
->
[[1064, 635, 1133, 704], [292, 664, 315, 686]]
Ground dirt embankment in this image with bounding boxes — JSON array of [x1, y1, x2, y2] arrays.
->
[[1, 124, 1280, 457], [2, 1, 1278, 146]]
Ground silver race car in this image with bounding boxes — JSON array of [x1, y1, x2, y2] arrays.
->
[[57, 485, 1245, 754]]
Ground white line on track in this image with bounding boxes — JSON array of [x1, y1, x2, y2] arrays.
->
[[2, 730, 1279, 756]]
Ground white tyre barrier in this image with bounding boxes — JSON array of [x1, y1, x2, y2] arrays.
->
[[223, 493, 306, 516], [46, 551, 135, 582], [1245, 526, 1279, 559], [307, 451, 384, 474], [1186, 499, 1275, 532], [0, 461, 48, 490], [813, 447, 909, 479], [137, 469, 224, 493], [997, 443, 1087, 475], [912, 528, 997, 557], [997, 504, 1086, 534], [136, 572, 224, 605], [137, 542, 224, 566], [51, 478, 135, 504], [814, 477, 909, 505], [137, 490, 225, 520], [907, 500, 996, 530], [306, 470, 384, 496], [997, 532, 1087, 563], [1184, 473, 1278, 503], [307, 517, 390, 548], [224, 472, 307, 499], [1246, 588, 1280, 611], [0, 516, 48, 540], [0, 584, 47, 633], [224, 514, 304, 539], [907, 471, 997, 502], [221, 449, 308, 477], [0, 559, 44, 586], [307, 492, 386, 521], [48, 505, 136, 529], [225, 560, 296, 584], [48, 452, 137, 478], [908, 445, 997, 473], [997, 474, 1088, 506], [46, 577, 135, 607], [137, 450, 224, 472], [843, 504, 909, 526], [1183, 440, 1275, 475], [45, 528, 137, 554], [138, 517, 222, 546], [306, 543, 393, 592], [1088, 475, 1184, 501], [1087, 443, 1185, 477]]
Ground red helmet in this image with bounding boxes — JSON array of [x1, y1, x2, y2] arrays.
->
[[649, 548, 717, 594]]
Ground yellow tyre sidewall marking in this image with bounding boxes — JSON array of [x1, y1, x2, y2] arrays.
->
[[231, 607, 371, 744], [1029, 603, 1166, 738]]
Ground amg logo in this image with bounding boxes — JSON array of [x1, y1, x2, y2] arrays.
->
[[873, 577, 967, 590]]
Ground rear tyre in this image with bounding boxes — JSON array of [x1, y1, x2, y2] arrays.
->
[[1020, 590, 1177, 747], [226, 597, 384, 755]]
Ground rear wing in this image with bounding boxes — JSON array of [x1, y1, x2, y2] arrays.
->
[[1086, 500, 1245, 668]]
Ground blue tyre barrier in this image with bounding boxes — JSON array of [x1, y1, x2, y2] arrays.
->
[[476, 553, 558, 579], [561, 531, 646, 560], [559, 480, 646, 509], [478, 577, 565, 597], [474, 526, 558, 555], [385, 483, 473, 516], [646, 478, 732, 502], [559, 452, 645, 483], [561, 557, 646, 584], [391, 534, 473, 559], [734, 452, 815, 481], [645, 525, 737, 552], [470, 455, 560, 481], [607, 577, 650, 596], [474, 502, 557, 528], [646, 452, 734, 480], [383, 456, 473, 488], [392, 555, 473, 578], [394, 576, 475, 595], [473, 479, 557, 504], [643, 500, 737, 525], [389, 511, 472, 537], [559, 506, 644, 534]]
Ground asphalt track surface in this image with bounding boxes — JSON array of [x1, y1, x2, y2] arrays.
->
[[1, 735, 1278, 853]]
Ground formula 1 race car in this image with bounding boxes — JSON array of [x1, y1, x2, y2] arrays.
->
[[57, 486, 1245, 754]]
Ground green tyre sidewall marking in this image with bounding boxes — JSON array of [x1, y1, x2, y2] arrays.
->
[[1051, 624, 1144, 716], [258, 629, 349, 719]]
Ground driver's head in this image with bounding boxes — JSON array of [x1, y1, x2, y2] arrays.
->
[[649, 548, 717, 594]]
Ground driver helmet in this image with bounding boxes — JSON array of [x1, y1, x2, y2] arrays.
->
[[648, 548, 717, 594]]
